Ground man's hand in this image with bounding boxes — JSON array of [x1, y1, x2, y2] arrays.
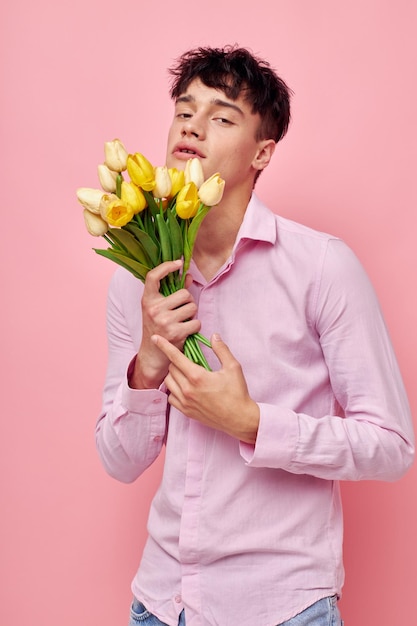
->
[[151, 333, 260, 444], [130, 260, 201, 390]]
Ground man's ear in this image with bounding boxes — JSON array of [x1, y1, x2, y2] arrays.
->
[[252, 139, 276, 172]]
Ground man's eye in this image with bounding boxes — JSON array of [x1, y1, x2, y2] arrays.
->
[[178, 112, 192, 119], [216, 117, 232, 125]]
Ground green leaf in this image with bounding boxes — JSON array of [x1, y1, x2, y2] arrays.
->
[[178, 204, 211, 288], [167, 207, 184, 260], [143, 209, 159, 247], [123, 222, 160, 266], [94, 248, 149, 282], [156, 213, 172, 263], [142, 189, 160, 217], [187, 204, 211, 248], [106, 228, 152, 268]]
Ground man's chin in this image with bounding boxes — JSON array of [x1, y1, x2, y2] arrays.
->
[[165, 154, 186, 171]]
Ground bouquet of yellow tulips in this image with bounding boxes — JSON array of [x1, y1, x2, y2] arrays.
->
[[77, 139, 225, 369]]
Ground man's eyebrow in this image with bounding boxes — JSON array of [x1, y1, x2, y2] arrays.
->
[[175, 94, 194, 104], [175, 94, 244, 116], [212, 98, 244, 116]]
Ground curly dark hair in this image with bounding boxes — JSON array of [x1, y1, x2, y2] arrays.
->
[[168, 45, 292, 144]]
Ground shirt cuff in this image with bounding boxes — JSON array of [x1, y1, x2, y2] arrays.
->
[[122, 355, 168, 415], [240, 404, 299, 469]]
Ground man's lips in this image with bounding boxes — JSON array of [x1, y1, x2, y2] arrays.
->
[[172, 143, 205, 159]]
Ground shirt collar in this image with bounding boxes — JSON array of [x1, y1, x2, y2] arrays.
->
[[233, 193, 277, 249]]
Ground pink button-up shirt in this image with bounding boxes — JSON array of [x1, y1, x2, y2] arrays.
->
[[96, 194, 414, 626]]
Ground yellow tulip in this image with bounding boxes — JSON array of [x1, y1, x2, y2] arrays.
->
[[167, 168, 185, 199], [104, 139, 128, 173], [121, 181, 147, 214], [76, 187, 105, 214], [184, 158, 204, 189], [97, 163, 118, 193], [175, 182, 200, 219], [103, 199, 134, 227], [127, 153, 156, 191], [99, 193, 118, 219], [83, 209, 109, 236], [153, 166, 172, 199], [198, 173, 225, 206]]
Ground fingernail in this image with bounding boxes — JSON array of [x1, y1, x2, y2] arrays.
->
[[212, 333, 221, 341]]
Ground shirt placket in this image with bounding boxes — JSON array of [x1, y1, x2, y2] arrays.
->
[[176, 281, 217, 622]]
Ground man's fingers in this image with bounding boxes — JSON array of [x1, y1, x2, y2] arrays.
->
[[146, 259, 183, 287], [151, 334, 190, 369], [210, 333, 236, 367], [153, 332, 236, 372]]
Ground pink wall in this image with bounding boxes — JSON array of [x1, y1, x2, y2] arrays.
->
[[1, 1, 416, 624]]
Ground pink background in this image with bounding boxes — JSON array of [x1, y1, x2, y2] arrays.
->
[[1, 1, 416, 624]]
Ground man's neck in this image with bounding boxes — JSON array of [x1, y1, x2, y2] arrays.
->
[[192, 188, 252, 281]]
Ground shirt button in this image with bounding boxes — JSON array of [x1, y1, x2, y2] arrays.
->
[[152, 397, 162, 404], [153, 435, 162, 442], [174, 594, 182, 603]]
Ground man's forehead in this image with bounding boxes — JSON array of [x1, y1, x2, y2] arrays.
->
[[175, 79, 249, 115]]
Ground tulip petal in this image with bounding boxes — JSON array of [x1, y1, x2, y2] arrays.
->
[[98, 164, 118, 193], [104, 139, 128, 173], [77, 187, 104, 213], [185, 158, 204, 188], [198, 173, 225, 206], [83, 209, 108, 236]]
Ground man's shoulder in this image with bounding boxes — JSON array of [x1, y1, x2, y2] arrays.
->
[[108, 266, 144, 304], [273, 210, 338, 244], [111, 265, 143, 286], [250, 194, 339, 245]]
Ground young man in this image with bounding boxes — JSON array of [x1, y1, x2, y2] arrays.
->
[[96, 46, 414, 626]]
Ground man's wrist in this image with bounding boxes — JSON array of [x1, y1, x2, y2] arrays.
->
[[127, 354, 165, 390], [238, 400, 260, 445]]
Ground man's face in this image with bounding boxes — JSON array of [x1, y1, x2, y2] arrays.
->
[[166, 79, 270, 192]]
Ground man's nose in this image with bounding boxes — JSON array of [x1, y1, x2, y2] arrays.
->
[[181, 116, 205, 140]]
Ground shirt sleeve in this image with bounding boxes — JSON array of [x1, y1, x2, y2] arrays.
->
[[241, 239, 415, 481], [95, 270, 168, 484]]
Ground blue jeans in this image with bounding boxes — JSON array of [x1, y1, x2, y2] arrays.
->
[[129, 599, 185, 625], [129, 595, 343, 625], [279, 596, 343, 625]]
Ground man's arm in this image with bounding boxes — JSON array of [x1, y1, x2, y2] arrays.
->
[[95, 260, 201, 482], [151, 332, 260, 444], [151, 241, 415, 482], [129, 259, 201, 390]]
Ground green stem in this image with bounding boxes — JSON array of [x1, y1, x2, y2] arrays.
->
[[194, 332, 212, 348], [180, 219, 190, 289], [184, 335, 211, 370], [183, 340, 194, 362], [116, 174, 123, 198], [134, 213, 145, 230], [160, 277, 170, 297]]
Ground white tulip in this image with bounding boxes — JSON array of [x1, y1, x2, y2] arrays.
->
[[98, 163, 118, 193], [104, 138, 128, 173], [184, 158, 204, 189], [83, 209, 108, 236], [198, 174, 225, 206], [76, 187, 105, 214], [153, 166, 172, 199]]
